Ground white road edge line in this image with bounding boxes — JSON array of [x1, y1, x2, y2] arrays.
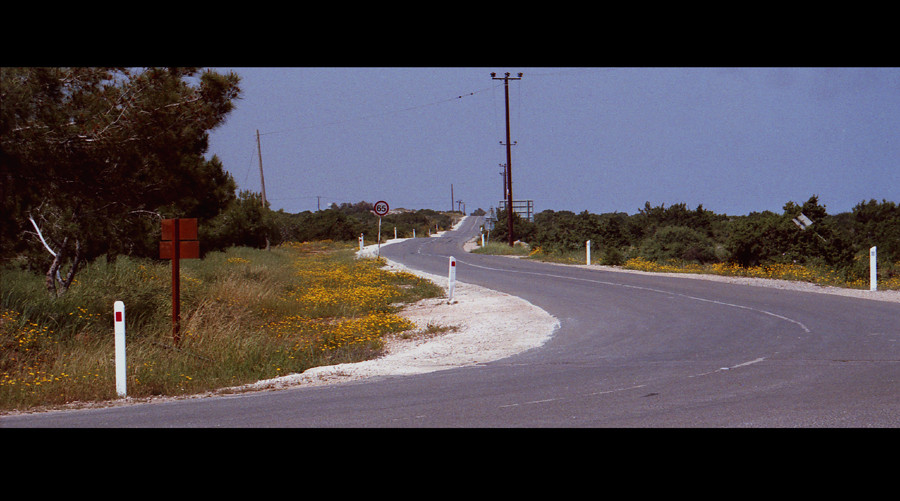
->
[[459, 259, 811, 333], [692, 357, 767, 377]]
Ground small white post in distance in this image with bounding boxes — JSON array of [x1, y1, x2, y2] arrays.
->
[[448, 256, 456, 303], [870, 246, 877, 291], [586, 240, 591, 265], [114, 301, 126, 398]]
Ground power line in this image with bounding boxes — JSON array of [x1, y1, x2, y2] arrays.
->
[[257, 84, 496, 137], [525, 67, 620, 78]]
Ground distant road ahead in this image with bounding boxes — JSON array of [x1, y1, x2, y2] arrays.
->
[[4, 216, 898, 427]]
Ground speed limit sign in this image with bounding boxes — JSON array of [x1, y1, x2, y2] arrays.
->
[[373, 200, 389, 216]]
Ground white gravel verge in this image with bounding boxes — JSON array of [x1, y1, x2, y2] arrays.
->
[[242, 221, 560, 391]]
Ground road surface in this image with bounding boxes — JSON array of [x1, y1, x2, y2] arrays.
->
[[3, 216, 898, 427]]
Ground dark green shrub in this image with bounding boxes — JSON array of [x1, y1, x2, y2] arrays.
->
[[601, 245, 625, 266], [640, 225, 717, 264]]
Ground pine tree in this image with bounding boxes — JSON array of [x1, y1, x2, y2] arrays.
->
[[1, 67, 241, 295]]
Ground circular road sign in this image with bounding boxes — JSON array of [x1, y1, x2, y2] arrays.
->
[[373, 200, 389, 216]]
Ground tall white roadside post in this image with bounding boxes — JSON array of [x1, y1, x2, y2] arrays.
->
[[113, 301, 126, 398], [448, 256, 457, 303], [586, 240, 591, 265], [870, 246, 878, 291]]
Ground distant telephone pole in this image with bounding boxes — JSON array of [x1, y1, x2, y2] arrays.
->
[[256, 129, 267, 206], [492, 72, 522, 246]]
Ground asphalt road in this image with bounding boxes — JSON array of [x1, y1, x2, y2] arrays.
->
[[4, 216, 898, 427]]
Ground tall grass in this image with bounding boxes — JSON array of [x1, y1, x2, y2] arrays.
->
[[0, 241, 443, 412], [471, 241, 531, 256]]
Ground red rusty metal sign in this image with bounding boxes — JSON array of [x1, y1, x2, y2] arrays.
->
[[160, 218, 199, 259], [161, 218, 198, 242], [160, 218, 200, 345], [159, 240, 200, 260]]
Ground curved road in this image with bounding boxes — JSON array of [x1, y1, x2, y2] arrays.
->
[[4, 216, 898, 427]]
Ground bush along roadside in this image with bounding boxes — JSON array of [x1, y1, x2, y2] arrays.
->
[[473, 197, 899, 290]]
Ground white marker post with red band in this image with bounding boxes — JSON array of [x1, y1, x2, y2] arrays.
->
[[114, 301, 126, 398], [448, 256, 456, 303]]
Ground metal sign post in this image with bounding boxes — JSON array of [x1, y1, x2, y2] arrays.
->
[[792, 212, 827, 243], [373, 201, 389, 258], [160, 218, 199, 345]]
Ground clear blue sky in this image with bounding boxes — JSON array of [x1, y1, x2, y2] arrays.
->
[[206, 67, 900, 217]]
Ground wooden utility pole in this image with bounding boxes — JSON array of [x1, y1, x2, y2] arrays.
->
[[492, 72, 522, 246], [256, 129, 267, 206]]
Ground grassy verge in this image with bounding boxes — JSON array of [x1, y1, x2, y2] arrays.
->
[[621, 256, 900, 290], [470, 241, 531, 257], [0, 241, 443, 413], [473, 244, 900, 290]]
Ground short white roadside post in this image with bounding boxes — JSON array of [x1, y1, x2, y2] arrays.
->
[[482, 232, 485, 248], [359, 233, 364, 251], [586, 240, 591, 265], [114, 301, 126, 398], [448, 256, 457, 303], [870, 246, 878, 291]]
